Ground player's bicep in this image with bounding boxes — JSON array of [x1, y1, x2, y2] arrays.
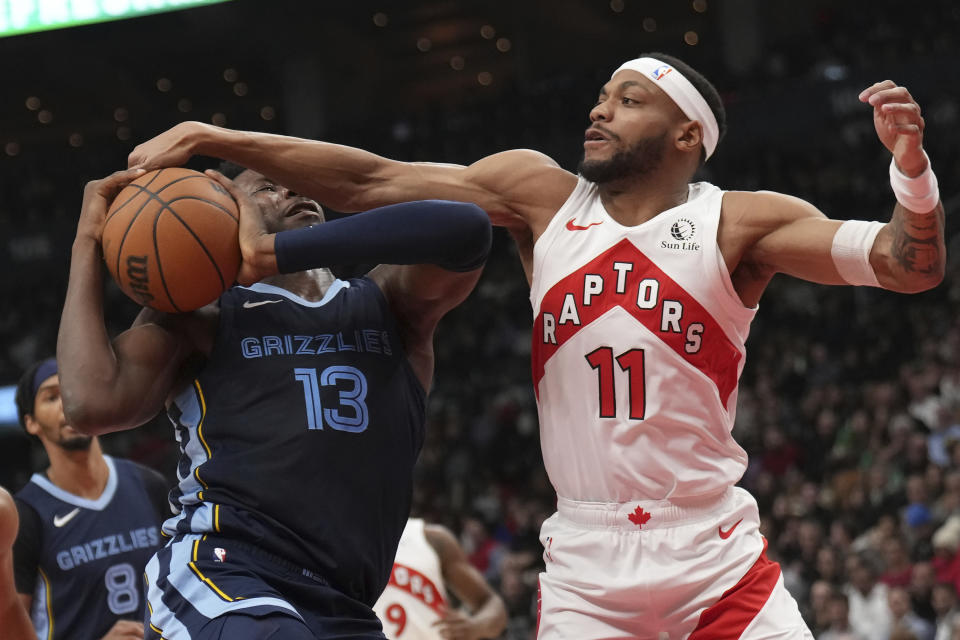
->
[[106, 311, 192, 425], [427, 526, 493, 611], [741, 192, 847, 285], [375, 150, 569, 230]]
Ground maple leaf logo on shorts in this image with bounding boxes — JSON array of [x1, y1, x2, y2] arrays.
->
[[627, 506, 652, 527]]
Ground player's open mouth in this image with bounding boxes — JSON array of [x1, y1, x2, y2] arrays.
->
[[284, 202, 322, 218], [584, 127, 612, 149]]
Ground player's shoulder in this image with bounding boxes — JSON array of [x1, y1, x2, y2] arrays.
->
[[0, 487, 17, 547], [423, 522, 460, 556], [722, 189, 825, 229]]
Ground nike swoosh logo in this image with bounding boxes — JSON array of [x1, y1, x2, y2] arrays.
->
[[718, 518, 743, 540], [242, 299, 283, 309], [565, 218, 603, 231], [53, 508, 81, 527]]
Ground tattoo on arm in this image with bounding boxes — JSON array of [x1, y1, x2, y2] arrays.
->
[[890, 203, 945, 276]]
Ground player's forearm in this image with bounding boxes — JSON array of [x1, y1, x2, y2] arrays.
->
[[470, 595, 509, 639], [56, 237, 123, 435], [197, 126, 401, 212], [875, 202, 946, 292]]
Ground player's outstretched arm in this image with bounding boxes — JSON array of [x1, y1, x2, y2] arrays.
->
[[57, 171, 195, 435], [127, 121, 573, 231], [0, 489, 36, 640], [730, 81, 944, 297], [425, 524, 508, 640]]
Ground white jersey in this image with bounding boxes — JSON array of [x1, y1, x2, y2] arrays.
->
[[373, 519, 448, 640], [531, 177, 756, 502]]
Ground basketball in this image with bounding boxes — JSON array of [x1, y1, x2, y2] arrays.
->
[[101, 168, 241, 313]]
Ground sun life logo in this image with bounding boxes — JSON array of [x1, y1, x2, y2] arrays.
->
[[670, 218, 696, 241], [652, 65, 673, 81]]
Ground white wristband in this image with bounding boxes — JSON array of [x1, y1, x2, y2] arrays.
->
[[890, 152, 940, 214], [831, 220, 884, 287]]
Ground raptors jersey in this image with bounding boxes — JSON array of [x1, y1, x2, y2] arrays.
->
[[373, 518, 448, 639], [531, 177, 756, 502]]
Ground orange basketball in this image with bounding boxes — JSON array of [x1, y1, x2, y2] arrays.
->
[[102, 168, 241, 313]]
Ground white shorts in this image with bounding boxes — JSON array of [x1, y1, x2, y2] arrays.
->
[[536, 488, 813, 640]]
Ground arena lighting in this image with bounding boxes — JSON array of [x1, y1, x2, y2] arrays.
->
[[0, 385, 16, 427], [0, 0, 232, 39]]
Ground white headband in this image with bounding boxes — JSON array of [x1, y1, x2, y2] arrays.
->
[[612, 57, 719, 160]]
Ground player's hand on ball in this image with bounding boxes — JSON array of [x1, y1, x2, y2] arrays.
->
[[859, 80, 927, 177], [99, 619, 145, 639], [205, 169, 276, 286], [127, 121, 208, 171], [77, 168, 146, 244]]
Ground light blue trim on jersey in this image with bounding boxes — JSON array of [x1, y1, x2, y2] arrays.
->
[[171, 385, 207, 506], [31, 570, 52, 640], [145, 552, 194, 639], [28, 455, 118, 511], [166, 535, 303, 620], [241, 279, 350, 307]]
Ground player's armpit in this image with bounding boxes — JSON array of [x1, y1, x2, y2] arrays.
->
[[371, 264, 483, 393]]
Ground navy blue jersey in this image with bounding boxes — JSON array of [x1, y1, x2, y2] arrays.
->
[[13, 456, 167, 640], [164, 278, 426, 606]]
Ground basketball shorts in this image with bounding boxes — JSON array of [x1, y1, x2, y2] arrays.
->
[[536, 487, 813, 639], [143, 533, 386, 639]]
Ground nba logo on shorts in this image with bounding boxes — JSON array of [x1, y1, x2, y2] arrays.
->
[[652, 65, 673, 81], [213, 547, 227, 563]]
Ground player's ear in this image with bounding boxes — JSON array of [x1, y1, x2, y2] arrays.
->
[[676, 121, 702, 154], [24, 414, 41, 437]]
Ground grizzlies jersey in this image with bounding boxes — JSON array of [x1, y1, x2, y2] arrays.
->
[[13, 456, 166, 640], [164, 278, 426, 606]]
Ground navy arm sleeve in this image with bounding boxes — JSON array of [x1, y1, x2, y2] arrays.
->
[[12, 498, 40, 594], [275, 200, 492, 275]]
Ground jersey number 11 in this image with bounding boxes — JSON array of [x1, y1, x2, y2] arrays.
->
[[585, 347, 646, 420]]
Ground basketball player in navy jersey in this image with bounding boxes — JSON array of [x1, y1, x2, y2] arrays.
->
[[56, 163, 491, 639], [129, 53, 945, 637], [0, 487, 35, 640], [12, 357, 169, 640]]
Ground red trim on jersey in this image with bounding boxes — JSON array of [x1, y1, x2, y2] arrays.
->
[[687, 538, 781, 638], [531, 239, 741, 404], [386, 563, 448, 615]]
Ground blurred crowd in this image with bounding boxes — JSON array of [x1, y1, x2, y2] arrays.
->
[[2, 3, 960, 638]]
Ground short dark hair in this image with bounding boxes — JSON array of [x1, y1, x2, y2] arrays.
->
[[15, 359, 48, 430], [218, 160, 248, 180], [639, 52, 727, 163]]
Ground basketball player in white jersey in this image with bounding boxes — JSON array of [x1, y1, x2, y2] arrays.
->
[[372, 518, 506, 639], [129, 52, 945, 638]]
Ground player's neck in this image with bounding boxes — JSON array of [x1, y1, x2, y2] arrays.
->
[[45, 439, 109, 500], [261, 267, 338, 302], [597, 176, 690, 227]]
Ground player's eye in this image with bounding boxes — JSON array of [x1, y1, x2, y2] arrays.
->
[[257, 184, 277, 193]]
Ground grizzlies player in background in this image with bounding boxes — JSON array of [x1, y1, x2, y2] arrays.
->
[[129, 53, 945, 636], [56, 162, 491, 639], [13, 357, 169, 639], [373, 517, 507, 640]]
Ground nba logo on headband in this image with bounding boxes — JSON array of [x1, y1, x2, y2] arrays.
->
[[651, 65, 673, 81]]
